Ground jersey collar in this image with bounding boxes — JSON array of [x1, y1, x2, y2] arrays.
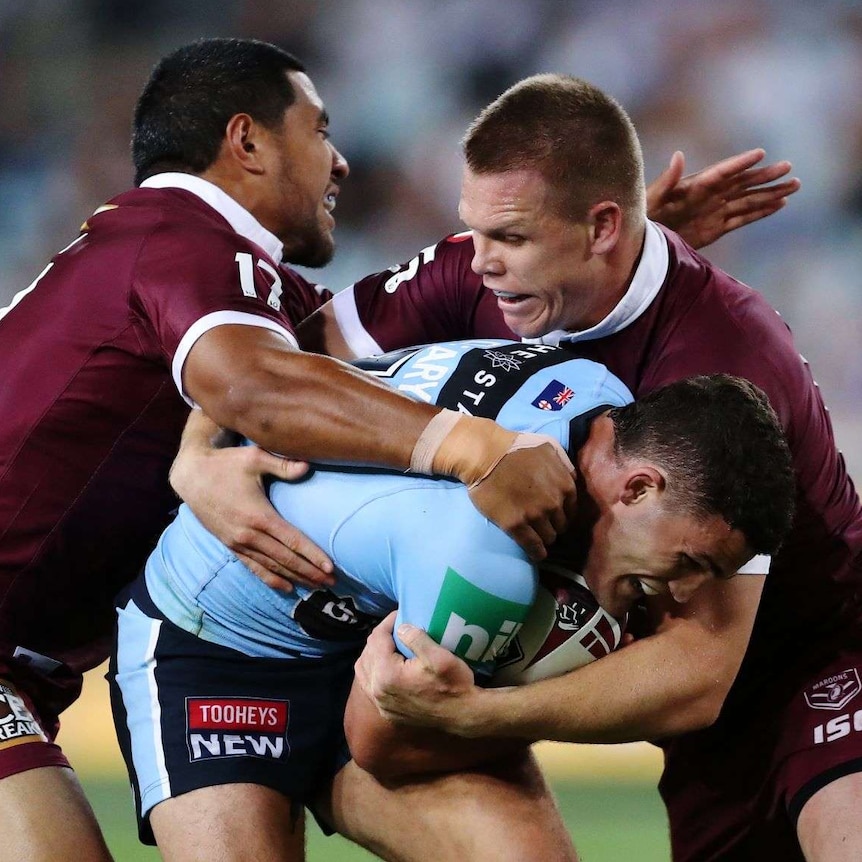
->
[[140, 173, 284, 264], [523, 220, 669, 346]]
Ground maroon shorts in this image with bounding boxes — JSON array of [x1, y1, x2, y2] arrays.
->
[[659, 647, 862, 861], [0, 655, 78, 779]]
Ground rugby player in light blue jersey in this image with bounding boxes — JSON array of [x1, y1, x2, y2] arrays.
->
[[109, 339, 793, 862]]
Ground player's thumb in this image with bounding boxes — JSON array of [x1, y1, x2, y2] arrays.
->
[[652, 150, 685, 199], [396, 623, 437, 662], [260, 452, 311, 482]]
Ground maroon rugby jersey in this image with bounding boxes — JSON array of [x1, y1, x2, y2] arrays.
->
[[0, 181, 328, 704], [333, 223, 862, 707]]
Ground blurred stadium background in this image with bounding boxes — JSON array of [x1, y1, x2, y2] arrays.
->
[[3, 1, 861, 859]]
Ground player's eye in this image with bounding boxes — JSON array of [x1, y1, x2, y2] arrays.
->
[[632, 576, 663, 597]]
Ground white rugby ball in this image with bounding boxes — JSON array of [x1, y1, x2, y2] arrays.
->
[[491, 564, 626, 686]]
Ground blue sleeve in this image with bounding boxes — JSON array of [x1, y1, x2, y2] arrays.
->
[[330, 479, 537, 679]]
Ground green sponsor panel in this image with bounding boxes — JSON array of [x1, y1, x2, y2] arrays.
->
[[427, 566, 529, 670]]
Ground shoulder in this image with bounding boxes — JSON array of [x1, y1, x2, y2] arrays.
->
[[647, 230, 808, 418]]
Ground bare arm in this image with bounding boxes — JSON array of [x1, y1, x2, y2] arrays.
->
[[646, 149, 800, 250], [182, 324, 578, 561], [169, 410, 335, 589], [185, 325, 433, 466], [356, 575, 764, 743], [344, 676, 525, 781]]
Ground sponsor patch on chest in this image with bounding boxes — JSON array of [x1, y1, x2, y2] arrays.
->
[[186, 697, 289, 761]]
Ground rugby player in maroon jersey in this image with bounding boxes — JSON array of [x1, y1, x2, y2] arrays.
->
[[0, 42, 590, 861], [1, 34, 790, 860], [175, 79, 841, 862], [288, 76, 859, 862]]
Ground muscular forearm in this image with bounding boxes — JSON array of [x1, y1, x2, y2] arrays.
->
[[385, 576, 763, 745], [345, 682, 523, 780], [462, 624, 728, 743], [191, 335, 433, 468], [184, 326, 578, 562]]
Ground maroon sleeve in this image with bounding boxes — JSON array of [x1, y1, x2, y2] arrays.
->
[[130, 223, 298, 364], [278, 265, 333, 323], [339, 233, 512, 353], [636, 281, 861, 567]]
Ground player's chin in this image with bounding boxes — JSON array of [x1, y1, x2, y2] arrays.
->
[[499, 304, 553, 340], [503, 315, 549, 341], [291, 230, 335, 269]]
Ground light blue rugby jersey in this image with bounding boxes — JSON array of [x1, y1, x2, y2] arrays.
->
[[145, 339, 632, 677]]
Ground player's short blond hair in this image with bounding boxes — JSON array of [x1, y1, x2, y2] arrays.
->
[[463, 74, 646, 224]]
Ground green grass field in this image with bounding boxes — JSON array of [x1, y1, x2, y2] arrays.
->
[[81, 776, 670, 861]]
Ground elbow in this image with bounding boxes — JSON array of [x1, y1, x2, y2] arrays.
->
[[350, 745, 403, 782], [346, 734, 409, 783], [670, 677, 733, 735], [344, 715, 423, 783], [344, 709, 398, 781], [684, 695, 725, 732]]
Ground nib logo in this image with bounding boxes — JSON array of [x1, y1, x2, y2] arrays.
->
[[427, 567, 528, 673]]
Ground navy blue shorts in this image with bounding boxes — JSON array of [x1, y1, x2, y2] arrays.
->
[[108, 582, 357, 844]]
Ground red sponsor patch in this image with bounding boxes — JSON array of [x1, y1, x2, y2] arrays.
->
[[187, 698, 288, 733]]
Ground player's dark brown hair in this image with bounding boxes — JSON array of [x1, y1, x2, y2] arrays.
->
[[132, 38, 305, 185], [608, 374, 796, 556], [463, 74, 645, 224]]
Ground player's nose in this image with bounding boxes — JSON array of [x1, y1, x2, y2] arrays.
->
[[471, 235, 503, 277]]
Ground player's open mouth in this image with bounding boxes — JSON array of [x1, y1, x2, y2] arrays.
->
[[492, 289, 528, 304], [323, 193, 337, 212]]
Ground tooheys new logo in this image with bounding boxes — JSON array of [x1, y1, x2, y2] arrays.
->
[[185, 697, 289, 762], [0, 682, 47, 747], [426, 567, 529, 675]]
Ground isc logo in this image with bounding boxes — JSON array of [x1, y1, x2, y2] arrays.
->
[[439, 613, 522, 663], [813, 709, 862, 745]]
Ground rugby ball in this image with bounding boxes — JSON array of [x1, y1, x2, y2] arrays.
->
[[490, 564, 626, 686]]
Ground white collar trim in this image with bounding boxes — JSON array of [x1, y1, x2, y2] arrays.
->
[[524, 220, 669, 346], [139, 173, 284, 263]]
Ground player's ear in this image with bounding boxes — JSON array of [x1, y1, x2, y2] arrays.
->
[[620, 466, 666, 505], [587, 201, 622, 254], [224, 114, 266, 175]]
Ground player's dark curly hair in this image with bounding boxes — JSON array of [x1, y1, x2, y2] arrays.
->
[[132, 38, 305, 186], [608, 374, 795, 556]]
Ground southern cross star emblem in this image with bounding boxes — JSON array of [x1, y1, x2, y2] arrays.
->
[[483, 350, 523, 372]]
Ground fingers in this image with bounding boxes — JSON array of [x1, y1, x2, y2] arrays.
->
[[693, 147, 766, 185], [692, 154, 800, 200], [396, 623, 449, 669], [258, 514, 334, 578], [730, 161, 795, 189], [510, 526, 549, 562], [234, 551, 295, 592], [229, 521, 335, 588], [468, 439, 577, 560], [253, 450, 311, 482], [355, 612, 401, 699], [647, 150, 685, 203], [726, 179, 801, 209]]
